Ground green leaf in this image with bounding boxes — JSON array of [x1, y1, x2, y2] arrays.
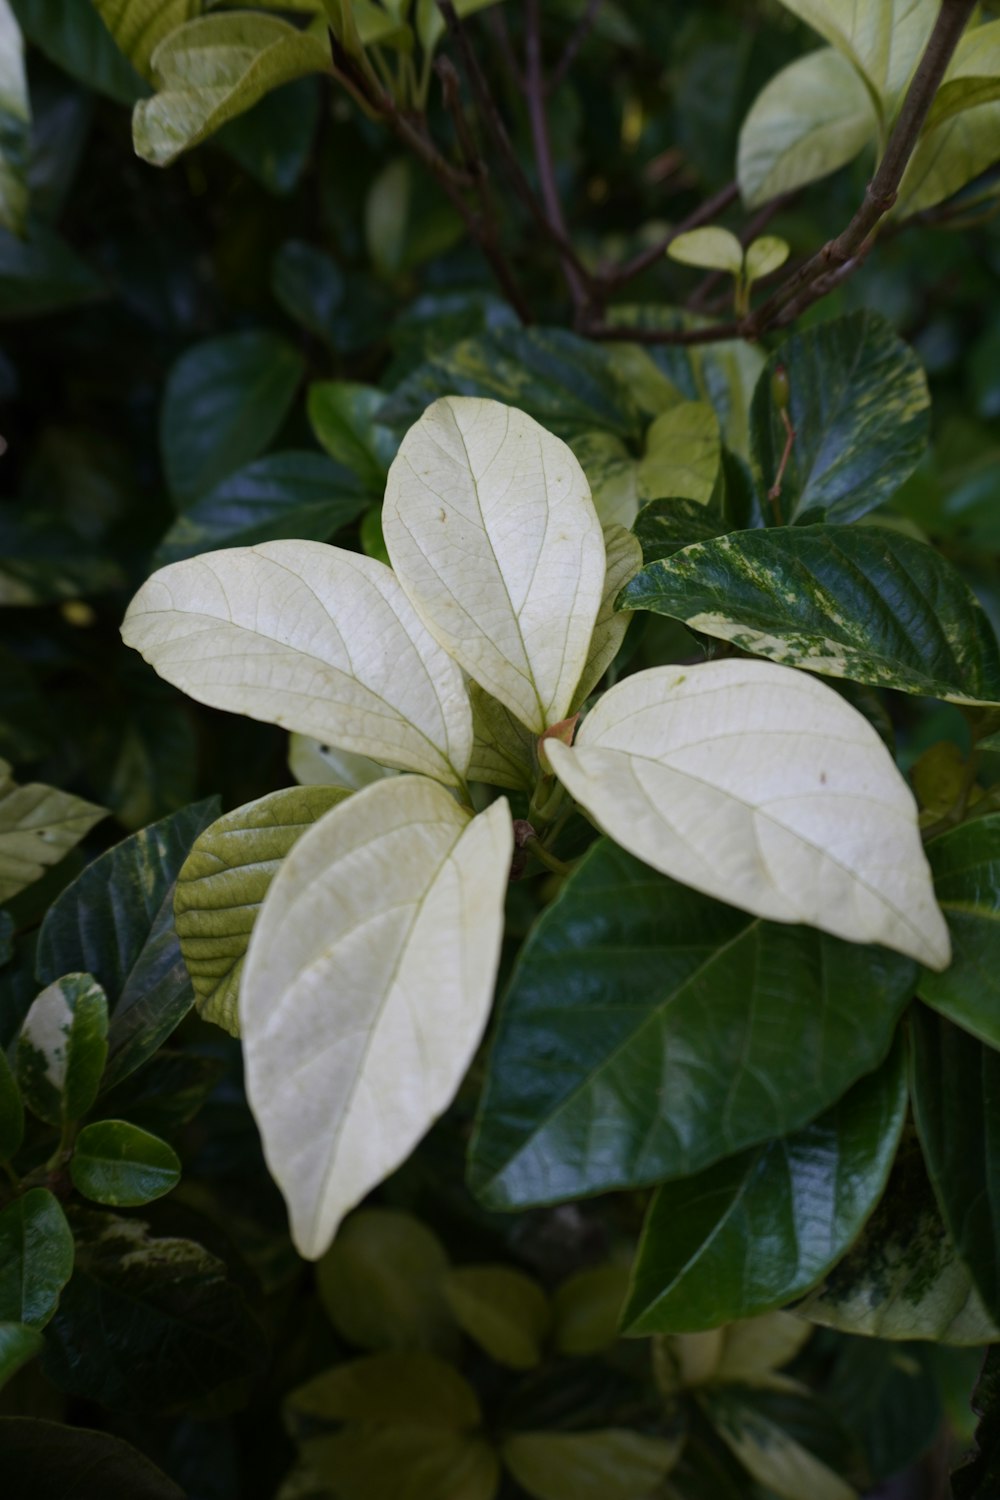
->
[[0, 1418, 186, 1497], [379, 327, 643, 444], [307, 381, 397, 492], [925, 21, 1000, 130], [92, 0, 199, 77], [0, 1047, 21, 1161], [133, 13, 331, 167], [918, 816, 1000, 1048], [775, 0, 937, 113], [632, 496, 728, 563], [502, 1430, 683, 1500], [469, 839, 916, 1209], [272, 239, 345, 345], [552, 1265, 630, 1355], [217, 75, 320, 195], [70, 1119, 180, 1206], [442, 1266, 550, 1370], [570, 524, 643, 710], [910, 1006, 1000, 1323], [364, 157, 464, 279], [749, 311, 929, 523], [304, 1427, 500, 1500], [468, 683, 537, 793], [0, 0, 30, 236], [0, 760, 107, 904], [10, 0, 146, 104], [797, 1136, 999, 1344], [0, 223, 103, 319], [636, 401, 721, 506], [666, 227, 743, 275], [316, 1208, 456, 1355], [567, 431, 639, 530], [622, 1045, 907, 1335], [42, 1210, 267, 1411], [174, 785, 350, 1035], [161, 330, 305, 506], [897, 99, 1000, 218], [744, 235, 790, 284], [93, 1048, 223, 1138], [952, 1347, 1000, 1500], [0, 1188, 73, 1327], [36, 798, 221, 1090], [416, 0, 502, 55], [703, 1385, 857, 1500], [17, 972, 108, 1125], [288, 1351, 481, 1429], [619, 525, 1000, 705], [154, 452, 368, 567], [0, 1323, 42, 1389], [737, 48, 877, 207]]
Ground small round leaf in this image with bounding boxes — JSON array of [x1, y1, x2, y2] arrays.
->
[[70, 1120, 180, 1206]]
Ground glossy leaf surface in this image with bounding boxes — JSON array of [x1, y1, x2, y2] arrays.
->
[[70, 1119, 181, 1206], [0, 1189, 73, 1327], [17, 971, 108, 1125], [919, 815, 1000, 1047]]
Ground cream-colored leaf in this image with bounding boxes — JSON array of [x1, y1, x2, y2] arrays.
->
[[546, 660, 950, 969], [241, 777, 512, 1258], [121, 541, 473, 788], [288, 734, 395, 790], [717, 1312, 811, 1380], [468, 684, 537, 793], [570, 526, 643, 711], [567, 431, 641, 530], [738, 48, 878, 208], [502, 1429, 683, 1500], [776, 0, 938, 113], [744, 235, 790, 284], [383, 397, 605, 734], [667, 226, 744, 276], [710, 1392, 857, 1500], [637, 402, 721, 506], [0, 760, 107, 903]]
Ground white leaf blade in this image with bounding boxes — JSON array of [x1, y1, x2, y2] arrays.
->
[[121, 540, 473, 788], [546, 660, 949, 970], [241, 777, 512, 1258], [383, 397, 605, 734]]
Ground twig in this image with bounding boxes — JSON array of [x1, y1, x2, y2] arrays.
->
[[549, 0, 602, 95], [585, 317, 745, 346], [436, 0, 594, 288], [485, 7, 524, 91], [597, 180, 740, 290], [687, 190, 797, 311], [524, 0, 590, 320]]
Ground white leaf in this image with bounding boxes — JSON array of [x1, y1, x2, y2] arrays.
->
[[241, 776, 512, 1258], [288, 734, 395, 790], [121, 541, 473, 788], [776, 0, 938, 113], [383, 397, 605, 734], [570, 525, 643, 711], [546, 660, 950, 969]]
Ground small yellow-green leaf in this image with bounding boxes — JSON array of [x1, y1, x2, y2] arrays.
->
[[716, 1312, 811, 1381], [133, 13, 331, 167], [288, 1351, 481, 1429], [637, 402, 720, 506], [0, 759, 107, 904], [92, 0, 200, 78], [738, 48, 877, 207], [316, 1209, 456, 1355], [442, 1265, 550, 1369], [70, 1120, 181, 1207], [896, 100, 1000, 217], [744, 235, 790, 285], [17, 973, 108, 1126], [502, 1430, 683, 1500], [552, 1266, 630, 1355], [175, 785, 350, 1036], [305, 1427, 500, 1500], [666, 227, 743, 276], [383, 396, 605, 734], [242, 777, 512, 1259]]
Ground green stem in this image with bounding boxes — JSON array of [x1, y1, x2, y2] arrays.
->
[[525, 837, 573, 877]]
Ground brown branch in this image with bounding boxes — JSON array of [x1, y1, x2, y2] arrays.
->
[[597, 180, 740, 291], [436, 0, 594, 289], [586, 317, 745, 346], [524, 0, 590, 320], [549, 0, 602, 95]]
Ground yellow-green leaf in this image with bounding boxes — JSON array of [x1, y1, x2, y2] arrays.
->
[[570, 525, 643, 710], [637, 402, 720, 506], [92, 0, 200, 78], [775, 0, 938, 114], [0, 759, 107, 904], [744, 235, 790, 284], [502, 1430, 683, 1500], [667, 227, 743, 276], [316, 1209, 457, 1355], [442, 1265, 550, 1369]]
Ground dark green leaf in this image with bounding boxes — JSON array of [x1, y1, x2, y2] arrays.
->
[[307, 381, 398, 492], [502, 1429, 683, 1500], [36, 798, 221, 1090], [95, 1049, 224, 1138], [703, 1386, 856, 1500], [161, 330, 305, 505], [919, 815, 1000, 1048], [272, 239, 345, 344], [0, 511, 123, 602], [0, 1188, 74, 1327], [17, 971, 108, 1125], [800, 1134, 998, 1344], [0, 1047, 23, 1161], [442, 1265, 550, 1370], [175, 785, 350, 1035], [620, 525, 1000, 705], [750, 311, 929, 523], [303, 1427, 499, 1500], [469, 840, 916, 1209], [0, 224, 103, 319], [216, 76, 320, 195], [910, 1006, 1000, 1323], [952, 1348, 1000, 1500], [622, 1044, 906, 1335], [0, 1324, 43, 1389], [551, 1265, 630, 1355], [0, 1417, 186, 1497], [70, 1119, 181, 1206], [316, 1208, 456, 1355], [288, 1351, 481, 1429], [10, 0, 146, 104], [378, 327, 643, 442], [632, 497, 728, 564], [83, 681, 199, 832], [154, 451, 368, 566], [42, 1210, 267, 1412]]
